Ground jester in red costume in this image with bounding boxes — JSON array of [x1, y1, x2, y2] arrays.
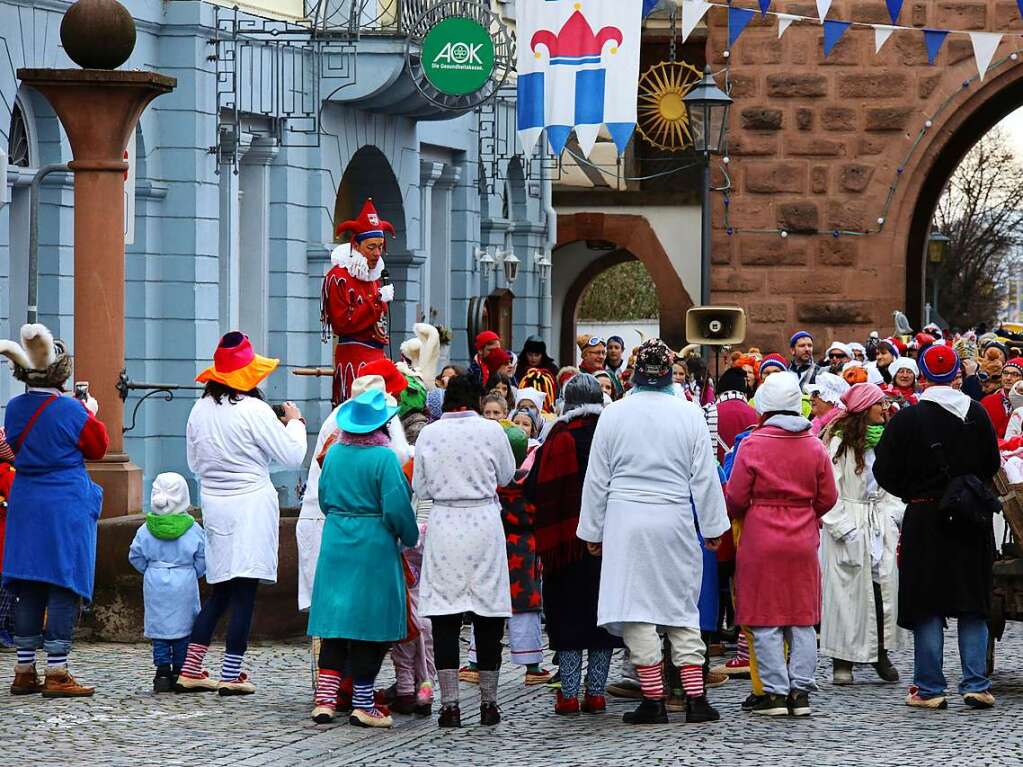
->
[[321, 199, 396, 405]]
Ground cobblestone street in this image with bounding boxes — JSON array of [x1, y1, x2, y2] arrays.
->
[[4, 626, 1023, 766]]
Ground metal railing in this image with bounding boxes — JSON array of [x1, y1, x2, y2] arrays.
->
[[306, 0, 435, 37]]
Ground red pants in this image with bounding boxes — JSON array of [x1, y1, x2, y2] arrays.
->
[[332, 340, 385, 406]]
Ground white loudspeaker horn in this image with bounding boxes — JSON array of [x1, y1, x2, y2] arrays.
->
[[685, 307, 747, 346]]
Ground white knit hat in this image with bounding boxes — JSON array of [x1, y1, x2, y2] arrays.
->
[[150, 472, 191, 516], [806, 371, 849, 406], [888, 357, 919, 380], [755, 371, 802, 416], [515, 387, 546, 412]]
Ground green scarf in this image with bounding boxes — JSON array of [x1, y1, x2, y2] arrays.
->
[[146, 513, 195, 541], [865, 424, 885, 450]]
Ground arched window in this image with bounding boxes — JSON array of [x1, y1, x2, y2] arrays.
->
[[7, 102, 32, 168]]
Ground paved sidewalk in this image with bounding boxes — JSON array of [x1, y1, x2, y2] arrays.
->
[[3, 628, 1023, 766]]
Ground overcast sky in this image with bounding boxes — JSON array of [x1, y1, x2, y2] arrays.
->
[[998, 107, 1023, 150]]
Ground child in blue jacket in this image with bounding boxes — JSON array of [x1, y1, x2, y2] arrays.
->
[[129, 473, 206, 692]]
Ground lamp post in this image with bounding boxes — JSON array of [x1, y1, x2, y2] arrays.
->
[[684, 66, 732, 308], [927, 229, 950, 323]]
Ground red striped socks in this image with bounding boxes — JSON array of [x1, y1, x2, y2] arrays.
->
[[737, 631, 750, 662], [680, 664, 705, 699], [635, 662, 665, 700], [179, 643, 208, 678], [314, 669, 341, 707]]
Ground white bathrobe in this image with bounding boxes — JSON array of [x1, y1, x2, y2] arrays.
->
[[577, 389, 730, 635], [819, 437, 907, 663], [186, 395, 307, 585], [414, 411, 516, 618]]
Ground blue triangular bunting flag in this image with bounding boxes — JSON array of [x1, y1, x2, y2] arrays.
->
[[606, 123, 637, 155], [1019, 0, 1023, 24], [546, 125, 572, 157], [923, 28, 949, 64], [886, 0, 903, 24], [728, 6, 756, 48], [823, 20, 851, 57], [759, 0, 772, 15], [643, 0, 659, 17]]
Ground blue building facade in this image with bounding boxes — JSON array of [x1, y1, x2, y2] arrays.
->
[[0, 0, 553, 505]]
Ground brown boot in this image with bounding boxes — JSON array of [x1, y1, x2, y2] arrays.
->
[[41, 668, 95, 698], [10, 663, 43, 695]]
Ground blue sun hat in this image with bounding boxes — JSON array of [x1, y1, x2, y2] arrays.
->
[[336, 389, 399, 434]]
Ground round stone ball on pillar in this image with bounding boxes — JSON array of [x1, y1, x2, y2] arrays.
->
[[60, 0, 137, 70]]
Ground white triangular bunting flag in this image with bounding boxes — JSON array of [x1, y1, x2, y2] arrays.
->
[[574, 125, 601, 159], [873, 24, 896, 53], [681, 0, 712, 42], [970, 31, 1002, 80], [816, 0, 832, 21], [777, 13, 799, 38]]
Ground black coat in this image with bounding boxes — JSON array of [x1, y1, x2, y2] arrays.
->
[[874, 398, 1000, 629]]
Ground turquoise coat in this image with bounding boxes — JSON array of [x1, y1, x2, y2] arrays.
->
[[307, 442, 418, 642]]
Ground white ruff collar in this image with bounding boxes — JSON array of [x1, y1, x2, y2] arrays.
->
[[330, 243, 385, 282]]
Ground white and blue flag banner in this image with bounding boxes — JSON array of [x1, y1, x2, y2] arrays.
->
[[516, 0, 643, 159]]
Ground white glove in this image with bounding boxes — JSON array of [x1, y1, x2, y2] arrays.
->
[[85, 395, 99, 416], [378, 284, 395, 304]]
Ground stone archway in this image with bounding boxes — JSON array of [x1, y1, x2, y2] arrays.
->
[[711, 2, 1023, 345], [556, 212, 695, 359]]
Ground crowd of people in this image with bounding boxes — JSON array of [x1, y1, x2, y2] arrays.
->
[[0, 204, 1013, 728]]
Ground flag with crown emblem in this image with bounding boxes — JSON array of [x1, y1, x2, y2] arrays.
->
[[516, 0, 643, 159]]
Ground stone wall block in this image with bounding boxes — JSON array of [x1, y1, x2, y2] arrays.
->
[[711, 236, 733, 265], [822, 106, 856, 132], [778, 201, 820, 233], [839, 163, 875, 192], [816, 34, 861, 66], [740, 236, 809, 265], [741, 107, 784, 131], [748, 302, 790, 324], [819, 238, 859, 266], [745, 163, 806, 194], [918, 73, 943, 99], [857, 136, 886, 155], [945, 39, 975, 66], [769, 269, 844, 295], [729, 197, 776, 229], [812, 166, 829, 194], [728, 134, 779, 156], [767, 74, 829, 97], [912, 2, 929, 26], [788, 137, 847, 157], [740, 37, 785, 65], [712, 271, 763, 292], [995, 1, 1023, 29], [865, 106, 915, 132], [796, 108, 814, 131], [827, 199, 866, 230], [934, 2, 988, 29], [837, 72, 909, 98], [796, 301, 875, 324], [895, 34, 930, 66], [850, 2, 891, 23], [730, 74, 758, 98]]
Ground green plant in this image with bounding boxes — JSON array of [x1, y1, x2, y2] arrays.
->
[[578, 261, 659, 321]]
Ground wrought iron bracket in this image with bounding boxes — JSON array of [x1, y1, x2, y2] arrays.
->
[[118, 369, 203, 434]]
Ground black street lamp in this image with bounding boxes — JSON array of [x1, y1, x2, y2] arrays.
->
[[684, 66, 732, 307], [926, 229, 951, 322]]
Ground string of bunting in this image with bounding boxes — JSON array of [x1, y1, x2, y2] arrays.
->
[[678, 0, 1017, 80]]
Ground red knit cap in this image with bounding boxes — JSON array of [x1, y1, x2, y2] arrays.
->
[[475, 330, 501, 351]]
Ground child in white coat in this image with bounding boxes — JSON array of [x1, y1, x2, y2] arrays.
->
[[129, 473, 206, 692]]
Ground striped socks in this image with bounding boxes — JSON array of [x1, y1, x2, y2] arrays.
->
[[314, 669, 341, 707], [46, 652, 67, 670], [16, 648, 35, 667], [438, 668, 460, 707], [478, 669, 499, 704], [635, 662, 665, 700], [737, 631, 750, 662], [352, 680, 374, 710], [680, 664, 705, 699], [221, 653, 244, 682], [179, 643, 208, 678]]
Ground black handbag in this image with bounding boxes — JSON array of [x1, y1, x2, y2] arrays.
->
[[928, 438, 1001, 529]]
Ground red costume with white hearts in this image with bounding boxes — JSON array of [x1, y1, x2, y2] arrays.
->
[[321, 199, 396, 405]]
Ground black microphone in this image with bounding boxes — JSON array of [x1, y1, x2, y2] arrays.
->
[[380, 268, 391, 286]]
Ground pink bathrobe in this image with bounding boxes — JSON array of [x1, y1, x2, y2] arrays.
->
[[726, 424, 838, 627]]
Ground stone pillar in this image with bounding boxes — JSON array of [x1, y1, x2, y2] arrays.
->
[[17, 69, 175, 517], [431, 164, 461, 327], [237, 137, 279, 350], [418, 160, 444, 321]]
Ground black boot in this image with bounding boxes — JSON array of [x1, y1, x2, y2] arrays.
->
[[622, 698, 669, 725], [480, 701, 501, 726], [872, 583, 899, 682], [153, 665, 174, 694], [685, 695, 720, 723], [438, 704, 461, 728]]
